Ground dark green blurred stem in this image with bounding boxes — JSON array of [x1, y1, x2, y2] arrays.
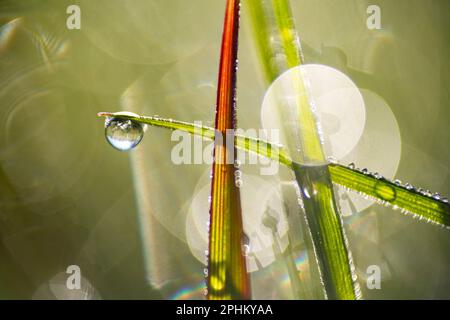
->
[[245, 0, 358, 299]]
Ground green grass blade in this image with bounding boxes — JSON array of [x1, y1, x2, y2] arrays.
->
[[329, 165, 450, 227], [246, 0, 358, 299], [98, 112, 450, 228]]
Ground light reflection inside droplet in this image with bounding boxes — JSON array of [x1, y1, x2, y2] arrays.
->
[[105, 117, 144, 151]]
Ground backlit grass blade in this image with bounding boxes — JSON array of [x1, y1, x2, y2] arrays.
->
[[97, 113, 450, 228], [246, 0, 358, 299], [329, 165, 450, 227], [207, 0, 250, 300]]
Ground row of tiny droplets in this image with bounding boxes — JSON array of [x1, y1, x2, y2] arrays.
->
[[328, 157, 450, 229]]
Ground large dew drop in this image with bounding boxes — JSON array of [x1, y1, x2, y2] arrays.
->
[[105, 118, 144, 151]]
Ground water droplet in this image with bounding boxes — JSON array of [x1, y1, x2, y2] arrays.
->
[[347, 162, 355, 170], [241, 233, 250, 257], [327, 156, 337, 164], [432, 193, 441, 200], [404, 183, 414, 190], [374, 181, 397, 202], [105, 118, 144, 151], [373, 172, 382, 179], [361, 168, 368, 175], [302, 186, 312, 199], [441, 197, 448, 203], [394, 179, 402, 186]]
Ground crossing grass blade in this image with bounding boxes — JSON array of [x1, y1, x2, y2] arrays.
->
[[246, 0, 358, 299]]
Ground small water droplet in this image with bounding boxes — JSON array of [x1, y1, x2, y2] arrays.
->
[[105, 118, 144, 151], [347, 162, 355, 170], [373, 172, 381, 179], [394, 179, 402, 186], [361, 168, 368, 175], [404, 183, 414, 190], [374, 181, 397, 202], [327, 156, 337, 164], [432, 193, 441, 200], [241, 233, 250, 257], [441, 197, 448, 203]]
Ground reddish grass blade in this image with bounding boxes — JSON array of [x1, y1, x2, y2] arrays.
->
[[207, 0, 250, 300]]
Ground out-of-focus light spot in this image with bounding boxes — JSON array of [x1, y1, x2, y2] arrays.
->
[[186, 172, 289, 272], [338, 89, 401, 216], [261, 64, 366, 162]]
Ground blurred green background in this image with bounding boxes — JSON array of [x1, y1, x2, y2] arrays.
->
[[0, 0, 449, 299]]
